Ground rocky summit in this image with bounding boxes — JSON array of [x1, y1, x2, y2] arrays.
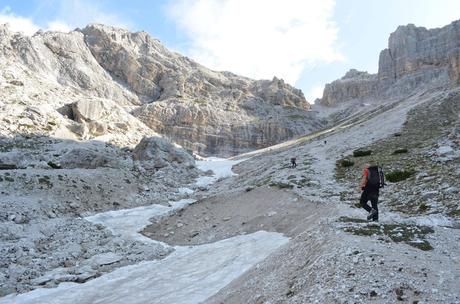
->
[[0, 23, 320, 157], [317, 19, 460, 106]]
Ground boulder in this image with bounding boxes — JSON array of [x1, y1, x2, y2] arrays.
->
[[60, 148, 119, 169], [132, 136, 195, 169]]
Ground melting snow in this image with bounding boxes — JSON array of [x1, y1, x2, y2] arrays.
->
[[195, 157, 246, 187], [0, 156, 289, 304], [85, 199, 196, 245], [1, 231, 288, 304]]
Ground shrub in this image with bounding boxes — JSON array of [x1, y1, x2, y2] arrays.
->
[[353, 149, 372, 157], [393, 148, 408, 154], [47, 161, 61, 169], [385, 169, 415, 182], [339, 159, 355, 167], [269, 182, 294, 189]]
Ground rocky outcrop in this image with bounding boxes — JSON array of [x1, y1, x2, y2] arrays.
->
[[60, 148, 120, 169], [0, 23, 318, 156], [132, 136, 195, 170], [318, 19, 460, 106], [317, 70, 378, 106]]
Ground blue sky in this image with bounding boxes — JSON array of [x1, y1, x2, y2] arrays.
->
[[1, 0, 459, 102]]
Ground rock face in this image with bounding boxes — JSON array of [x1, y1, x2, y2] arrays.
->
[[0, 23, 319, 156], [133, 136, 195, 170], [318, 19, 460, 106], [317, 70, 378, 106]]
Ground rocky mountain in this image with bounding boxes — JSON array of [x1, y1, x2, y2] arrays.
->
[[317, 19, 460, 106], [0, 23, 320, 157]]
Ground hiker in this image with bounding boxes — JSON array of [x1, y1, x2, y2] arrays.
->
[[290, 157, 297, 168], [324, 140, 327, 145], [359, 163, 384, 221]]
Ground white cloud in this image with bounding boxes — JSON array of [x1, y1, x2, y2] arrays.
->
[[0, 1, 130, 37], [167, 0, 343, 85], [307, 85, 325, 103], [46, 20, 72, 32], [53, 0, 132, 30], [0, 7, 39, 35]]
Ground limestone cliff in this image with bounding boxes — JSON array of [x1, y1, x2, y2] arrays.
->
[[318, 19, 460, 106], [0, 23, 318, 156]]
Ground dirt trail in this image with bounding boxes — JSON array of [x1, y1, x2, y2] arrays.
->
[[143, 187, 330, 246]]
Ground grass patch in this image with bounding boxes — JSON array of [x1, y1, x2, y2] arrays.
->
[[47, 161, 61, 169], [339, 159, 355, 167], [408, 241, 433, 251], [343, 223, 434, 251], [353, 149, 372, 157], [418, 202, 430, 213], [269, 181, 294, 189], [338, 216, 369, 223], [4, 176, 14, 182], [385, 169, 415, 182], [448, 210, 460, 217], [288, 115, 304, 120], [38, 176, 53, 188], [393, 148, 408, 154]]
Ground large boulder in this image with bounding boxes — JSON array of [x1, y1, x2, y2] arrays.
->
[[132, 136, 195, 169], [60, 148, 119, 169]]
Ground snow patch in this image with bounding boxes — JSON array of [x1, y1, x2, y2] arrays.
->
[[1, 231, 288, 304], [85, 199, 196, 244], [195, 157, 246, 187]]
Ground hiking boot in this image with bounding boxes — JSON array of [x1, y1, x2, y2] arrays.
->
[[367, 209, 377, 221]]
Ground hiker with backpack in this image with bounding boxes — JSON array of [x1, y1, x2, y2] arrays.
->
[[359, 163, 384, 221], [290, 157, 297, 168]]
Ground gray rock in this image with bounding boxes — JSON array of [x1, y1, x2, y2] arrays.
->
[[133, 136, 195, 169], [60, 148, 119, 169]]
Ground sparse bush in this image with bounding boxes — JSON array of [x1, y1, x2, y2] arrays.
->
[[47, 161, 61, 169], [353, 149, 372, 157], [385, 169, 415, 182], [339, 159, 355, 167], [393, 148, 408, 154], [269, 182, 294, 189]]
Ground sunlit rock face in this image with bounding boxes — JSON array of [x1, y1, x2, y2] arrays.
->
[[318, 19, 460, 106], [0, 23, 320, 156]]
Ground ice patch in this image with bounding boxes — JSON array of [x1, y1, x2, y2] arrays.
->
[[195, 157, 246, 187], [85, 199, 196, 244], [178, 187, 194, 195], [1, 231, 288, 304]]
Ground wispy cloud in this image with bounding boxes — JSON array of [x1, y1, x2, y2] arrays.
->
[[167, 0, 343, 85], [52, 0, 132, 30], [0, 1, 131, 36], [0, 6, 40, 35]]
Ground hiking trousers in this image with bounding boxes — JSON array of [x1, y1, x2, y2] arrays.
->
[[360, 189, 379, 221]]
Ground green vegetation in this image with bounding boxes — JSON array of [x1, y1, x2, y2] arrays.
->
[[288, 115, 304, 120], [38, 175, 53, 188], [47, 161, 61, 169], [343, 223, 434, 251], [418, 202, 430, 212], [393, 148, 408, 154], [269, 181, 294, 189], [194, 99, 207, 105], [339, 159, 355, 167], [448, 210, 460, 217], [353, 149, 372, 157], [385, 169, 415, 182], [337, 216, 368, 223]]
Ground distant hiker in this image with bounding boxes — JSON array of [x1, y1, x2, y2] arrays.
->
[[290, 157, 297, 168], [324, 140, 327, 145], [359, 163, 385, 221]]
